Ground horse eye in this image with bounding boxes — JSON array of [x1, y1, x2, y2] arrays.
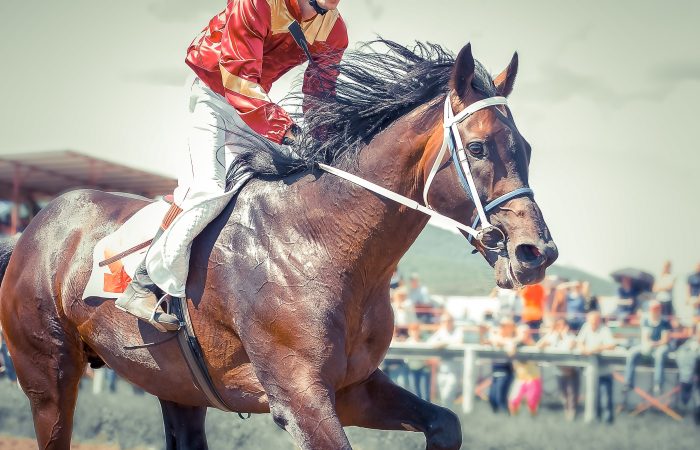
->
[[467, 142, 485, 157]]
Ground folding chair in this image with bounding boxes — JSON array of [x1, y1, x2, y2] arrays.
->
[[630, 385, 680, 417], [612, 372, 682, 421]]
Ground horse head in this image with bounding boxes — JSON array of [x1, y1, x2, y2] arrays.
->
[[423, 43, 558, 288]]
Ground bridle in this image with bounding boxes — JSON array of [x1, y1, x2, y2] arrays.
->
[[318, 92, 534, 253], [423, 94, 534, 250]]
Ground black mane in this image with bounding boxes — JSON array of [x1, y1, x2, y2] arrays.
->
[[231, 39, 496, 179]]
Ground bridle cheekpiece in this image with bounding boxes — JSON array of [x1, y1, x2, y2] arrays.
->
[[318, 92, 534, 253]]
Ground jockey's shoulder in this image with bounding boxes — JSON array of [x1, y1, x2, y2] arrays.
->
[[326, 11, 349, 49]]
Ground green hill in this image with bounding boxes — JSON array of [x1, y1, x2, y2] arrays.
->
[[398, 225, 615, 296]]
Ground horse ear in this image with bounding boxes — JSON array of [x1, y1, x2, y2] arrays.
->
[[494, 52, 518, 97], [450, 43, 475, 100]]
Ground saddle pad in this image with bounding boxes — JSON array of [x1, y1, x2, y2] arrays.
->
[[82, 201, 170, 299]]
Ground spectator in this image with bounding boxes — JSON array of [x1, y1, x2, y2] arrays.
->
[[669, 317, 690, 351], [487, 318, 520, 413], [542, 276, 562, 314], [687, 263, 700, 322], [616, 276, 641, 323], [520, 284, 546, 340], [537, 318, 578, 420], [509, 359, 542, 417], [479, 310, 497, 344], [391, 287, 417, 328], [390, 268, 402, 290], [408, 273, 430, 305], [0, 330, 16, 383], [577, 311, 617, 424], [653, 260, 675, 318], [565, 283, 587, 332], [676, 325, 700, 414], [428, 313, 464, 407], [585, 294, 600, 313], [549, 283, 568, 321], [623, 301, 671, 399], [490, 287, 521, 322], [405, 323, 431, 401], [408, 274, 433, 323], [92, 368, 117, 394], [384, 327, 410, 388]]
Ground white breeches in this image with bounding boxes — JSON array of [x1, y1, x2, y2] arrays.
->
[[146, 77, 254, 297]]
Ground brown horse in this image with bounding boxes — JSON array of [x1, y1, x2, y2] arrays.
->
[[0, 41, 557, 449]]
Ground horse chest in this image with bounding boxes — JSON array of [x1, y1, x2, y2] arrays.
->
[[342, 294, 394, 385]]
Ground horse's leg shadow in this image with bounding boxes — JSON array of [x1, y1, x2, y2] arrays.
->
[[336, 369, 462, 450], [159, 398, 208, 450]]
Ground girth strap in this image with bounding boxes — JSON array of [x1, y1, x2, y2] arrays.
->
[[170, 297, 249, 418]]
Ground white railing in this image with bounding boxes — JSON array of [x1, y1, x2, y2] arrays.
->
[[386, 343, 677, 423]]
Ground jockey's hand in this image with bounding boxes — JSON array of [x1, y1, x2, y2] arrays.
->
[[281, 124, 302, 146], [282, 130, 296, 145]]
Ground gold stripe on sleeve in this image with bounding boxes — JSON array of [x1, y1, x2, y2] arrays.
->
[[220, 65, 270, 101]]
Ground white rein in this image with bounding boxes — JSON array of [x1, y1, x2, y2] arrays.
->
[[318, 93, 534, 250]]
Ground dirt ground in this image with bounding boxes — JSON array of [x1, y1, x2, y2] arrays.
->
[[0, 378, 697, 449], [0, 436, 120, 449]]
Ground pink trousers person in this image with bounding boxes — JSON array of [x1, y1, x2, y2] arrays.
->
[[509, 378, 543, 413]]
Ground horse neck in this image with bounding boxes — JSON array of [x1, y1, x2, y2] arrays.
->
[[315, 105, 442, 279]]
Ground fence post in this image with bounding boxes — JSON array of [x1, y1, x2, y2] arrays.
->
[[584, 354, 599, 423], [463, 346, 477, 414]]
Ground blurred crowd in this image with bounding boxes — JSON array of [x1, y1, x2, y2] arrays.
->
[[0, 261, 698, 421], [385, 261, 700, 424]]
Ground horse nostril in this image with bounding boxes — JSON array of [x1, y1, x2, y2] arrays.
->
[[515, 243, 546, 268]]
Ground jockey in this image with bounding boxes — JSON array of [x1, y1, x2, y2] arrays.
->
[[115, 0, 348, 331]]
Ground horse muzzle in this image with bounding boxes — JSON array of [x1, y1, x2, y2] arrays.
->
[[507, 239, 558, 286]]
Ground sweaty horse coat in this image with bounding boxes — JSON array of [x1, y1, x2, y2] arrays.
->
[[0, 40, 557, 449]]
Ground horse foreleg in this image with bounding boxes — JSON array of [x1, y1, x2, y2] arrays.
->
[[336, 369, 462, 450], [264, 379, 351, 450], [158, 399, 208, 450], [246, 356, 351, 449]]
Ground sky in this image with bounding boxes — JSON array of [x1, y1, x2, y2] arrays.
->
[[1, 0, 699, 287]]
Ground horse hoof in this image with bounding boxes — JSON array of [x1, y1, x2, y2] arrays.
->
[[426, 406, 462, 450]]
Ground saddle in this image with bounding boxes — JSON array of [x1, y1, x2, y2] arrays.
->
[[83, 199, 246, 416]]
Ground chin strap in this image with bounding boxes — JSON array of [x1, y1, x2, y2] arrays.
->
[[309, 0, 329, 15]]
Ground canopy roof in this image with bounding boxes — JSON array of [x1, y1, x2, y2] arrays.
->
[[0, 150, 176, 198]]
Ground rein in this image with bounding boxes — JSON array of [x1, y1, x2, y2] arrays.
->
[[318, 93, 534, 252]]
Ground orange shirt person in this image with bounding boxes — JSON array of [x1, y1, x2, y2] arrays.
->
[[520, 284, 546, 340]]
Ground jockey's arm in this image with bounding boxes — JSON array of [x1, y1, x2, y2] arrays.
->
[[302, 46, 344, 113], [301, 20, 348, 114], [219, 0, 294, 144]]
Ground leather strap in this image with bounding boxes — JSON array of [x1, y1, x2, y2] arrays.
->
[[468, 187, 534, 238], [308, 0, 329, 15], [318, 163, 483, 238], [444, 96, 509, 231], [288, 21, 313, 62], [422, 134, 450, 208], [171, 296, 237, 413], [98, 203, 183, 268], [98, 240, 153, 268], [161, 203, 183, 230]]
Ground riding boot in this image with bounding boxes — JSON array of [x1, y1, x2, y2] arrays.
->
[[115, 260, 180, 332], [115, 203, 183, 332]]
